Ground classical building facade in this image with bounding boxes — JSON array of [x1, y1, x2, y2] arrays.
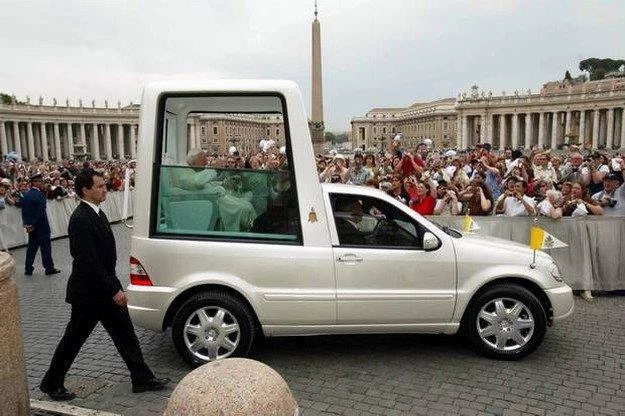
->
[[456, 76, 625, 150], [188, 113, 285, 155], [0, 98, 139, 161], [351, 76, 625, 152], [350, 98, 457, 151]]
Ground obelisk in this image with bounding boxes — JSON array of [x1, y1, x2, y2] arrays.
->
[[310, 1, 325, 155]]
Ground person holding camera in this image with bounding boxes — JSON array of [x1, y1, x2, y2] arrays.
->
[[495, 179, 536, 217], [591, 173, 625, 216], [433, 180, 461, 215], [563, 152, 591, 186]]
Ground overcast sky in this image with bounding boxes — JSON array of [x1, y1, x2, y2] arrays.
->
[[1, 0, 624, 131]]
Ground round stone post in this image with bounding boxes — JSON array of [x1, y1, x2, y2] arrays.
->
[[0, 252, 30, 415], [164, 358, 298, 416]]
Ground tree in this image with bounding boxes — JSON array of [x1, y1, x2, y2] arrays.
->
[[579, 58, 625, 81], [324, 131, 336, 143], [1, 92, 13, 105]]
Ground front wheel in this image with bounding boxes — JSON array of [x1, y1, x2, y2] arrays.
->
[[464, 284, 547, 360], [172, 291, 255, 366]]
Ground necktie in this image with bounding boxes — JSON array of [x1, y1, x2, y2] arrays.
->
[[99, 210, 111, 232]]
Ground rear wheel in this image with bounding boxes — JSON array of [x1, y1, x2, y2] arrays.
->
[[172, 291, 255, 366], [465, 284, 547, 360]]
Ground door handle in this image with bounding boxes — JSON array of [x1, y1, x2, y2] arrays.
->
[[337, 254, 363, 263]]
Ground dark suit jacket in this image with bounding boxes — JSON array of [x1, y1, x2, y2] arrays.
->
[[21, 187, 51, 234], [66, 202, 122, 306]]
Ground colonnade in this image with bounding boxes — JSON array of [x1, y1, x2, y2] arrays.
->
[[458, 107, 625, 150], [0, 119, 137, 161]]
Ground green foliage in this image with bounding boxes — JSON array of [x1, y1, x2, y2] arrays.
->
[[579, 58, 625, 81], [0, 92, 12, 105]]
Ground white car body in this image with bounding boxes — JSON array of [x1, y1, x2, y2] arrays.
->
[[127, 80, 573, 363]]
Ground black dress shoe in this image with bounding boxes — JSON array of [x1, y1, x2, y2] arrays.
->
[[40, 384, 75, 401], [24, 270, 33, 276], [45, 268, 61, 275], [132, 377, 170, 393]]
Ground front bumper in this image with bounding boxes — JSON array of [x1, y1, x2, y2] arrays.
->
[[545, 285, 574, 322]]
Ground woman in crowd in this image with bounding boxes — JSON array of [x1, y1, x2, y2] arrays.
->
[[537, 189, 563, 219], [562, 182, 603, 216], [458, 176, 493, 216], [409, 180, 436, 215]]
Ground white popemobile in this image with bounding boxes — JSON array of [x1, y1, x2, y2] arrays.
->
[[126, 80, 573, 366]]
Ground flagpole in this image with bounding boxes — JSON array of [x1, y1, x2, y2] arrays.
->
[[530, 216, 538, 269]]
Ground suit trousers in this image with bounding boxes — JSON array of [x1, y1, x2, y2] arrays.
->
[[42, 302, 154, 389], [25, 230, 54, 272]]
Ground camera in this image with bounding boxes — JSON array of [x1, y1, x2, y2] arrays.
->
[[607, 199, 617, 208]]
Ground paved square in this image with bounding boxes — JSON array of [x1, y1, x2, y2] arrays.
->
[[14, 224, 625, 415]]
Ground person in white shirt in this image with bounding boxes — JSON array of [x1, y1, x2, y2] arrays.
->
[[496, 180, 537, 216]]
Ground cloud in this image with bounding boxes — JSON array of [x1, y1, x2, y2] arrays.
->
[[1, 0, 624, 131]]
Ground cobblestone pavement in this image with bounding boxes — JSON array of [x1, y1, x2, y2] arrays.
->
[[13, 224, 625, 416]]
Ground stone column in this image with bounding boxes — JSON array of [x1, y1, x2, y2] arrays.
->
[[489, 114, 495, 143], [53, 123, 61, 160], [39, 123, 49, 161], [456, 116, 462, 148], [621, 108, 625, 149], [461, 116, 468, 149], [480, 113, 487, 143], [26, 122, 35, 161], [12, 122, 22, 156], [538, 113, 546, 149], [511, 113, 519, 149], [551, 112, 558, 149], [499, 114, 506, 148], [606, 108, 614, 149], [91, 123, 100, 160], [0, 253, 30, 416], [117, 123, 125, 159], [67, 123, 74, 158], [524, 113, 532, 149], [105, 124, 113, 160], [189, 123, 195, 149], [130, 124, 137, 158], [592, 109, 600, 149], [565, 110, 572, 144], [80, 123, 86, 151], [0, 121, 7, 156], [579, 110, 586, 144]]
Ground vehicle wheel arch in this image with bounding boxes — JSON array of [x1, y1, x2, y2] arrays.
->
[[162, 283, 261, 332], [460, 276, 554, 332]]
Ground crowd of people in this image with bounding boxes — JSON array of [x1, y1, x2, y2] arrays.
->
[[0, 158, 134, 209], [317, 137, 625, 218]]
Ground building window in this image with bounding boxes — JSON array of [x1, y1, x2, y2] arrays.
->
[[213, 126, 218, 135], [267, 128, 270, 135], [443, 122, 448, 130], [201, 126, 205, 134], [276, 128, 280, 135], [383, 127, 387, 134]]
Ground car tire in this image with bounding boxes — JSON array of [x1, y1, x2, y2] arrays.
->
[[464, 284, 547, 360], [172, 291, 255, 366]]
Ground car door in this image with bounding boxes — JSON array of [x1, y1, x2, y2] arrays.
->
[[328, 193, 456, 325]]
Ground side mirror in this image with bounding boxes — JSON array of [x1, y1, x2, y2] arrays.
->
[[423, 232, 441, 251]]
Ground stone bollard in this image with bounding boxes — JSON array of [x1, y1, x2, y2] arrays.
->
[[0, 252, 30, 416], [164, 358, 299, 416]]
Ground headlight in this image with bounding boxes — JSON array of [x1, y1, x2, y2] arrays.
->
[[548, 262, 564, 282]]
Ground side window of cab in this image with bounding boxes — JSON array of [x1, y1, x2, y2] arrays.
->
[[330, 194, 426, 249]]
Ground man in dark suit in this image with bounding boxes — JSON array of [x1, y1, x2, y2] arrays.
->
[[40, 169, 169, 401], [21, 174, 60, 275]]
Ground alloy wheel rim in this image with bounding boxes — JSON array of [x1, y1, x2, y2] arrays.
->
[[476, 297, 535, 352], [183, 306, 241, 361]]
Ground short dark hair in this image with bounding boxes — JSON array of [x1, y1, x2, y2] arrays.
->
[[75, 169, 103, 198]]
